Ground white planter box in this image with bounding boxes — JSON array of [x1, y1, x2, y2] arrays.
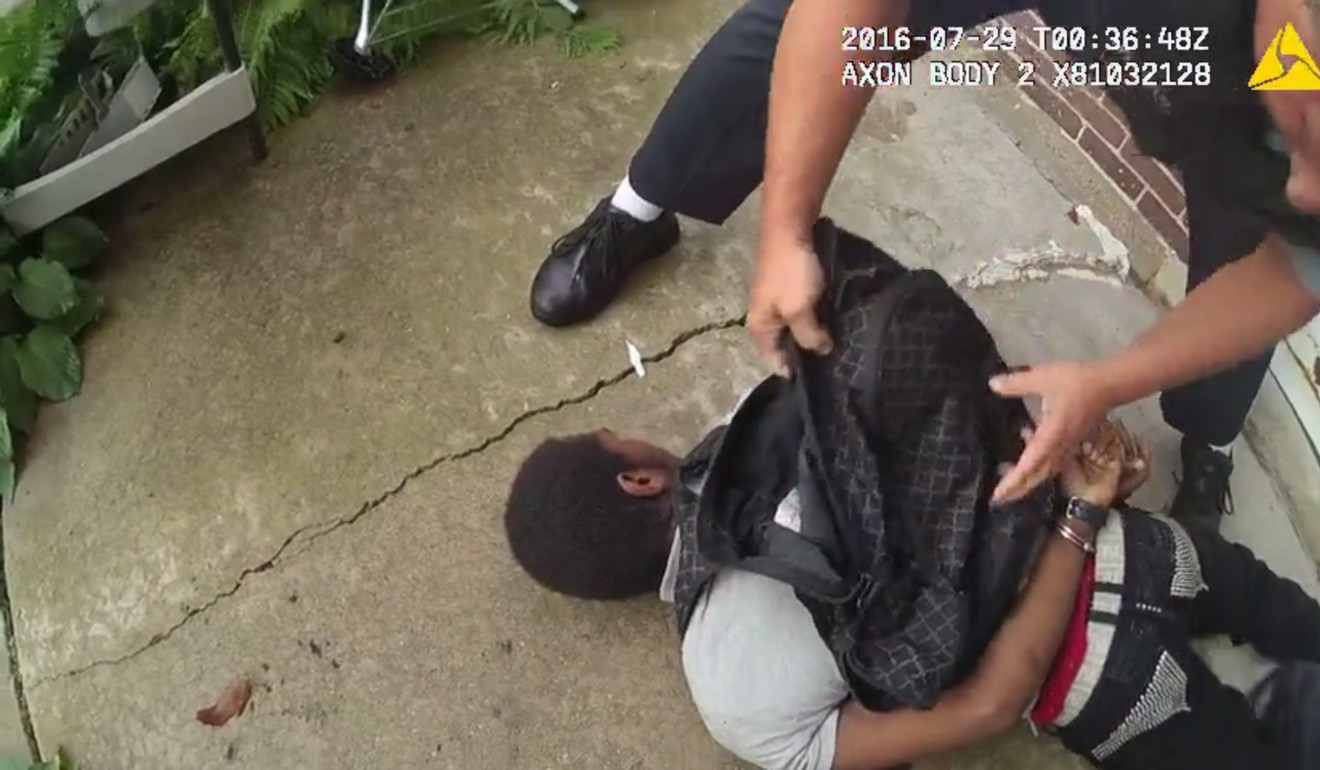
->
[[41, 58, 162, 177], [2, 67, 257, 236], [81, 57, 163, 156]]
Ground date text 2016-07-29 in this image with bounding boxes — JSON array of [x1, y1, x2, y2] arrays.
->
[[840, 25, 1212, 54]]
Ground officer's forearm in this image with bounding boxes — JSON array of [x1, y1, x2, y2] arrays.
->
[[760, 0, 908, 249], [1094, 237, 1319, 407]]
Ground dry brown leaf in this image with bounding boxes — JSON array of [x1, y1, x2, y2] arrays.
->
[[196, 679, 252, 727]]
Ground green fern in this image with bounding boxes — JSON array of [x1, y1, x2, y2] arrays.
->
[[162, 0, 346, 131], [558, 24, 621, 57], [372, 0, 500, 62], [0, 0, 88, 185], [162, 0, 533, 130], [468, 0, 549, 45], [0, 0, 82, 129], [483, 1, 621, 56], [0, 0, 622, 146], [165, 4, 222, 92], [239, 0, 334, 128], [89, 0, 190, 78], [252, 15, 337, 129]]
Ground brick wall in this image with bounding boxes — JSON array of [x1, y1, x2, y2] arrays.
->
[[991, 11, 1190, 262]]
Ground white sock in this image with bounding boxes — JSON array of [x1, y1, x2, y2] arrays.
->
[[1211, 442, 1234, 457], [609, 176, 663, 222]]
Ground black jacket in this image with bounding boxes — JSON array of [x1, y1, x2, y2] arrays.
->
[[671, 219, 1056, 711]]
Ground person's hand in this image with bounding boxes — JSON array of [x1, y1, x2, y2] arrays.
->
[[1273, 104, 1320, 214], [1111, 421, 1153, 503], [1282, 143, 1320, 214], [1253, 0, 1320, 214], [747, 233, 832, 377], [1059, 421, 1124, 508], [988, 362, 1116, 504]]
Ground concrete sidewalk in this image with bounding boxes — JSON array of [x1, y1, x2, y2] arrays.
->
[[1, 0, 1316, 766]]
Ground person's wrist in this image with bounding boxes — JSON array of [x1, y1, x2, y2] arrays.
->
[[1080, 357, 1136, 411], [1063, 518, 1096, 542], [758, 188, 815, 248], [1054, 517, 1097, 553], [1068, 488, 1114, 509], [758, 217, 814, 257]]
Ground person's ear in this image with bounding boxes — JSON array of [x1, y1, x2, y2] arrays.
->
[[617, 468, 670, 498]]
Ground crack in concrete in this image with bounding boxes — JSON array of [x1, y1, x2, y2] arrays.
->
[[0, 512, 42, 761], [34, 315, 746, 687]]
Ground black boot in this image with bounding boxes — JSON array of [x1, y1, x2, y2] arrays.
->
[[529, 198, 680, 327], [1169, 437, 1235, 531]]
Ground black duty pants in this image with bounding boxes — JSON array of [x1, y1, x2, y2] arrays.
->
[[625, 0, 1282, 447]]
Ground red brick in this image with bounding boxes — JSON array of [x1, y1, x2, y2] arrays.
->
[[1093, 91, 1127, 126], [1078, 128, 1146, 200], [1022, 81, 1084, 139], [1013, 38, 1074, 105], [1012, 33, 1054, 73], [1123, 150, 1185, 215], [1137, 190, 1189, 261], [1064, 88, 1128, 148]]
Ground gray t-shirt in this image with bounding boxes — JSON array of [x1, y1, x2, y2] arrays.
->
[[1286, 241, 1320, 299], [660, 472, 848, 770]]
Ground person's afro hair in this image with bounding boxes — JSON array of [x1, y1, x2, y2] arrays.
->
[[504, 434, 672, 600]]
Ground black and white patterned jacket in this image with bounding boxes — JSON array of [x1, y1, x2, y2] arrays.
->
[[668, 219, 1055, 712]]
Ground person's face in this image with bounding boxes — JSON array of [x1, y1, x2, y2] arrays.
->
[[593, 428, 681, 499]]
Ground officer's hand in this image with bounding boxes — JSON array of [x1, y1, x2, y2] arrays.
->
[[748, 233, 833, 377], [1285, 149, 1320, 215], [1254, 1, 1320, 213], [988, 362, 1115, 504]]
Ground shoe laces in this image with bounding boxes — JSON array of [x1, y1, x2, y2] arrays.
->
[[551, 205, 629, 285], [1175, 447, 1235, 517]]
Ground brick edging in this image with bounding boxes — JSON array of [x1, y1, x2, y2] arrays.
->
[[987, 11, 1190, 262]]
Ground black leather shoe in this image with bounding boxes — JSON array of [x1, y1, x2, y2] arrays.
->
[[1169, 438, 1235, 531], [530, 198, 679, 327]]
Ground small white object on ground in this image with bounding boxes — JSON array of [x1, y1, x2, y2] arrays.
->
[[626, 340, 646, 378]]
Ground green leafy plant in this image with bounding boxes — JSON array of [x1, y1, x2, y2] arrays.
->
[[0, 0, 90, 189], [162, 0, 356, 130], [0, 0, 82, 129], [0, 0, 619, 495], [2, 0, 624, 159], [89, 0, 623, 132], [558, 24, 622, 57], [485, 0, 621, 54], [0, 215, 107, 499]]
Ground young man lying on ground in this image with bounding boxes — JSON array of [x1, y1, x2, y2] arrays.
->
[[504, 417, 1320, 770]]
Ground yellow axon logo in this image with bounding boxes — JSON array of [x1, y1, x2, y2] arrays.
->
[[1249, 22, 1320, 90]]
